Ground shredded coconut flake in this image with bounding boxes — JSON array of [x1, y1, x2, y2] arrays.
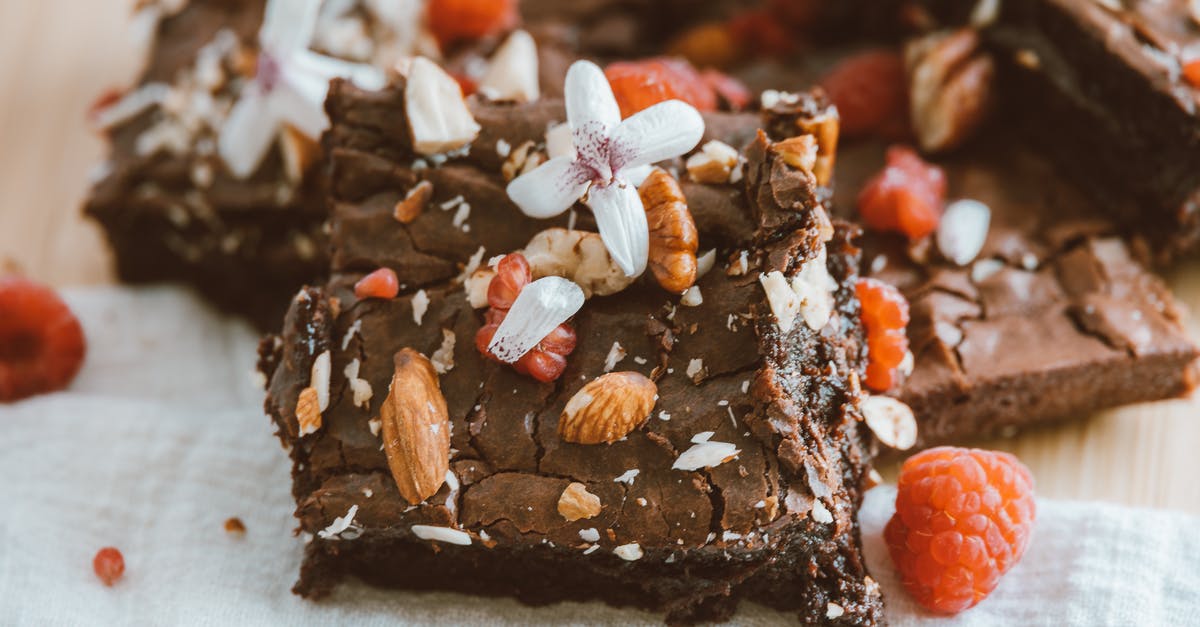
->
[[603, 341, 627, 372], [673, 434, 739, 471], [430, 329, 457, 374], [318, 504, 360, 539], [613, 469, 640, 484], [311, 350, 332, 411], [412, 289, 430, 325], [411, 524, 472, 545], [613, 543, 643, 561]]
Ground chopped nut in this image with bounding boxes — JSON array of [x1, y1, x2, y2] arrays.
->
[[380, 349, 451, 504], [501, 140, 544, 182], [224, 517, 246, 534], [906, 29, 995, 153], [937, 199, 991, 266], [861, 395, 918, 450], [404, 56, 481, 155], [522, 228, 636, 297], [772, 134, 818, 176], [296, 386, 322, 436], [465, 267, 497, 308], [394, 180, 433, 223], [639, 169, 699, 294], [795, 110, 839, 186], [685, 140, 740, 184], [557, 482, 602, 521], [613, 543, 643, 561], [478, 30, 540, 104], [559, 372, 657, 444]]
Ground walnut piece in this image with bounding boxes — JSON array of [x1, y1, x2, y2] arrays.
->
[[906, 29, 995, 153]]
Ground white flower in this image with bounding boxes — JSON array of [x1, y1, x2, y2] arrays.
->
[[217, 0, 386, 178], [505, 61, 705, 277]]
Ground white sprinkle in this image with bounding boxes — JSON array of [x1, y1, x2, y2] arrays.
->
[[614, 469, 640, 485], [496, 138, 511, 157], [722, 530, 742, 541], [412, 289, 430, 325], [317, 505, 360, 540], [633, 356, 648, 365], [658, 410, 672, 422], [452, 202, 471, 229], [603, 341, 627, 372], [411, 525, 472, 545], [613, 543, 643, 561], [341, 319, 362, 350], [439, 195, 465, 210]]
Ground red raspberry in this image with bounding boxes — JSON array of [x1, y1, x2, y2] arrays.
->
[[1184, 59, 1200, 89], [605, 58, 718, 118], [726, 9, 796, 59], [354, 267, 399, 300], [858, 145, 946, 241], [857, 278, 910, 392], [426, 0, 518, 49], [819, 50, 910, 139], [0, 277, 86, 402], [700, 69, 751, 110], [475, 254, 576, 382], [886, 447, 1036, 614], [93, 547, 125, 586]]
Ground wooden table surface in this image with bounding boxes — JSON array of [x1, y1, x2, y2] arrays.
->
[[4, 0, 1198, 514]]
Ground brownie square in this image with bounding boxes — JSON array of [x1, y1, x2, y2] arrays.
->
[[261, 78, 885, 623], [834, 135, 1198, 448]]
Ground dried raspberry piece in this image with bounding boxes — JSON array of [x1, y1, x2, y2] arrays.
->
[[605, 58, 718, 118], [886, 447, 1036, 614], [450, 71, 478, 97], [0, 277, 86, 402], [487, 253, 531, 310], [726, 9, 795, 59], [1184, 59, 1200, 89], [701, 69, 752, 110], [93, 547, 125, 586], [858, 145, 946, 241], [819, 50, 910, 139], [426, 0, 518, 49], [475, 254, 576, 382], [857, 278, 910, 392], [354, 267, 399, 300]]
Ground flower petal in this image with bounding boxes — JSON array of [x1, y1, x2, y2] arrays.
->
[[507, 155, 589, 219], [565, 61, 620, 134], [289, 49, 387, 90], [488, 277, 585, 363], [260, 0, 322, 53], [217, 86, 280, 179], [609, 100, 705, 171], [274, 65, 333, 138], [586, 181, 649, 277]]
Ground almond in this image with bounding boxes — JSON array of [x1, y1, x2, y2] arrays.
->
[[394, 180, 433, 223], [559, 372, 657, 444], [380, 348, 450, 504], [557, 482, 602, 521], [861, 395, 918, 450], [296, 386, 322, 436]]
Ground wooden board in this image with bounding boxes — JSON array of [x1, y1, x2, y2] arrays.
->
[[3, 0, 1197, 514]]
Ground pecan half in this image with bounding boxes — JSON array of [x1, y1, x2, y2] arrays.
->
[[380, 348, 450, 504], [639, 169, 699, 294], [906, 29, 995, 153]]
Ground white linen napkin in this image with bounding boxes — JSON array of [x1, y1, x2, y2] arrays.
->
[[2, 286, 1197, 626]]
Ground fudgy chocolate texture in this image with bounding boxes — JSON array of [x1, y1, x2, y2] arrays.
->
[[918, 0, 1200, 262], [834, 135, 1198, 449], [262, 80, 883, 624]]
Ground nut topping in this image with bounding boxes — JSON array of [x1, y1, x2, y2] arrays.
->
[[639, 169, 699, 293], [795, 110, 839, 187], [295, 386, 322, 436], [557, 482, 602, 521], [394, 180, 433, 223], [861, 395, 917, 450], [559, 372, 658, 444], [380, 348, 451, 504], [906, 29, 995, 153]]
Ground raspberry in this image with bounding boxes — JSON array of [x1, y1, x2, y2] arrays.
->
[[700, 69, 751, 110], [354, 267, 399, 300], [426, 0, 518, 49], [93, 547, 125, 586], [0, 277, 86, 402], [1184, 59, 1200, 89], [819, 50, 910, 139], [726, 9, 795, 59], [857, 145, 946, 241], [886, 447, 1036, 614], [857, 278, 910, 392], [475, 253, 576, 382], [605, 58, 718, 118]]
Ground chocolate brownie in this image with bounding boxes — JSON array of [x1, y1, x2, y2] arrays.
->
[[913, 0, 1200, 262], [834, 134, 1198, 449], [84, 0, 574, 329], [261, 78, 885, 623]]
